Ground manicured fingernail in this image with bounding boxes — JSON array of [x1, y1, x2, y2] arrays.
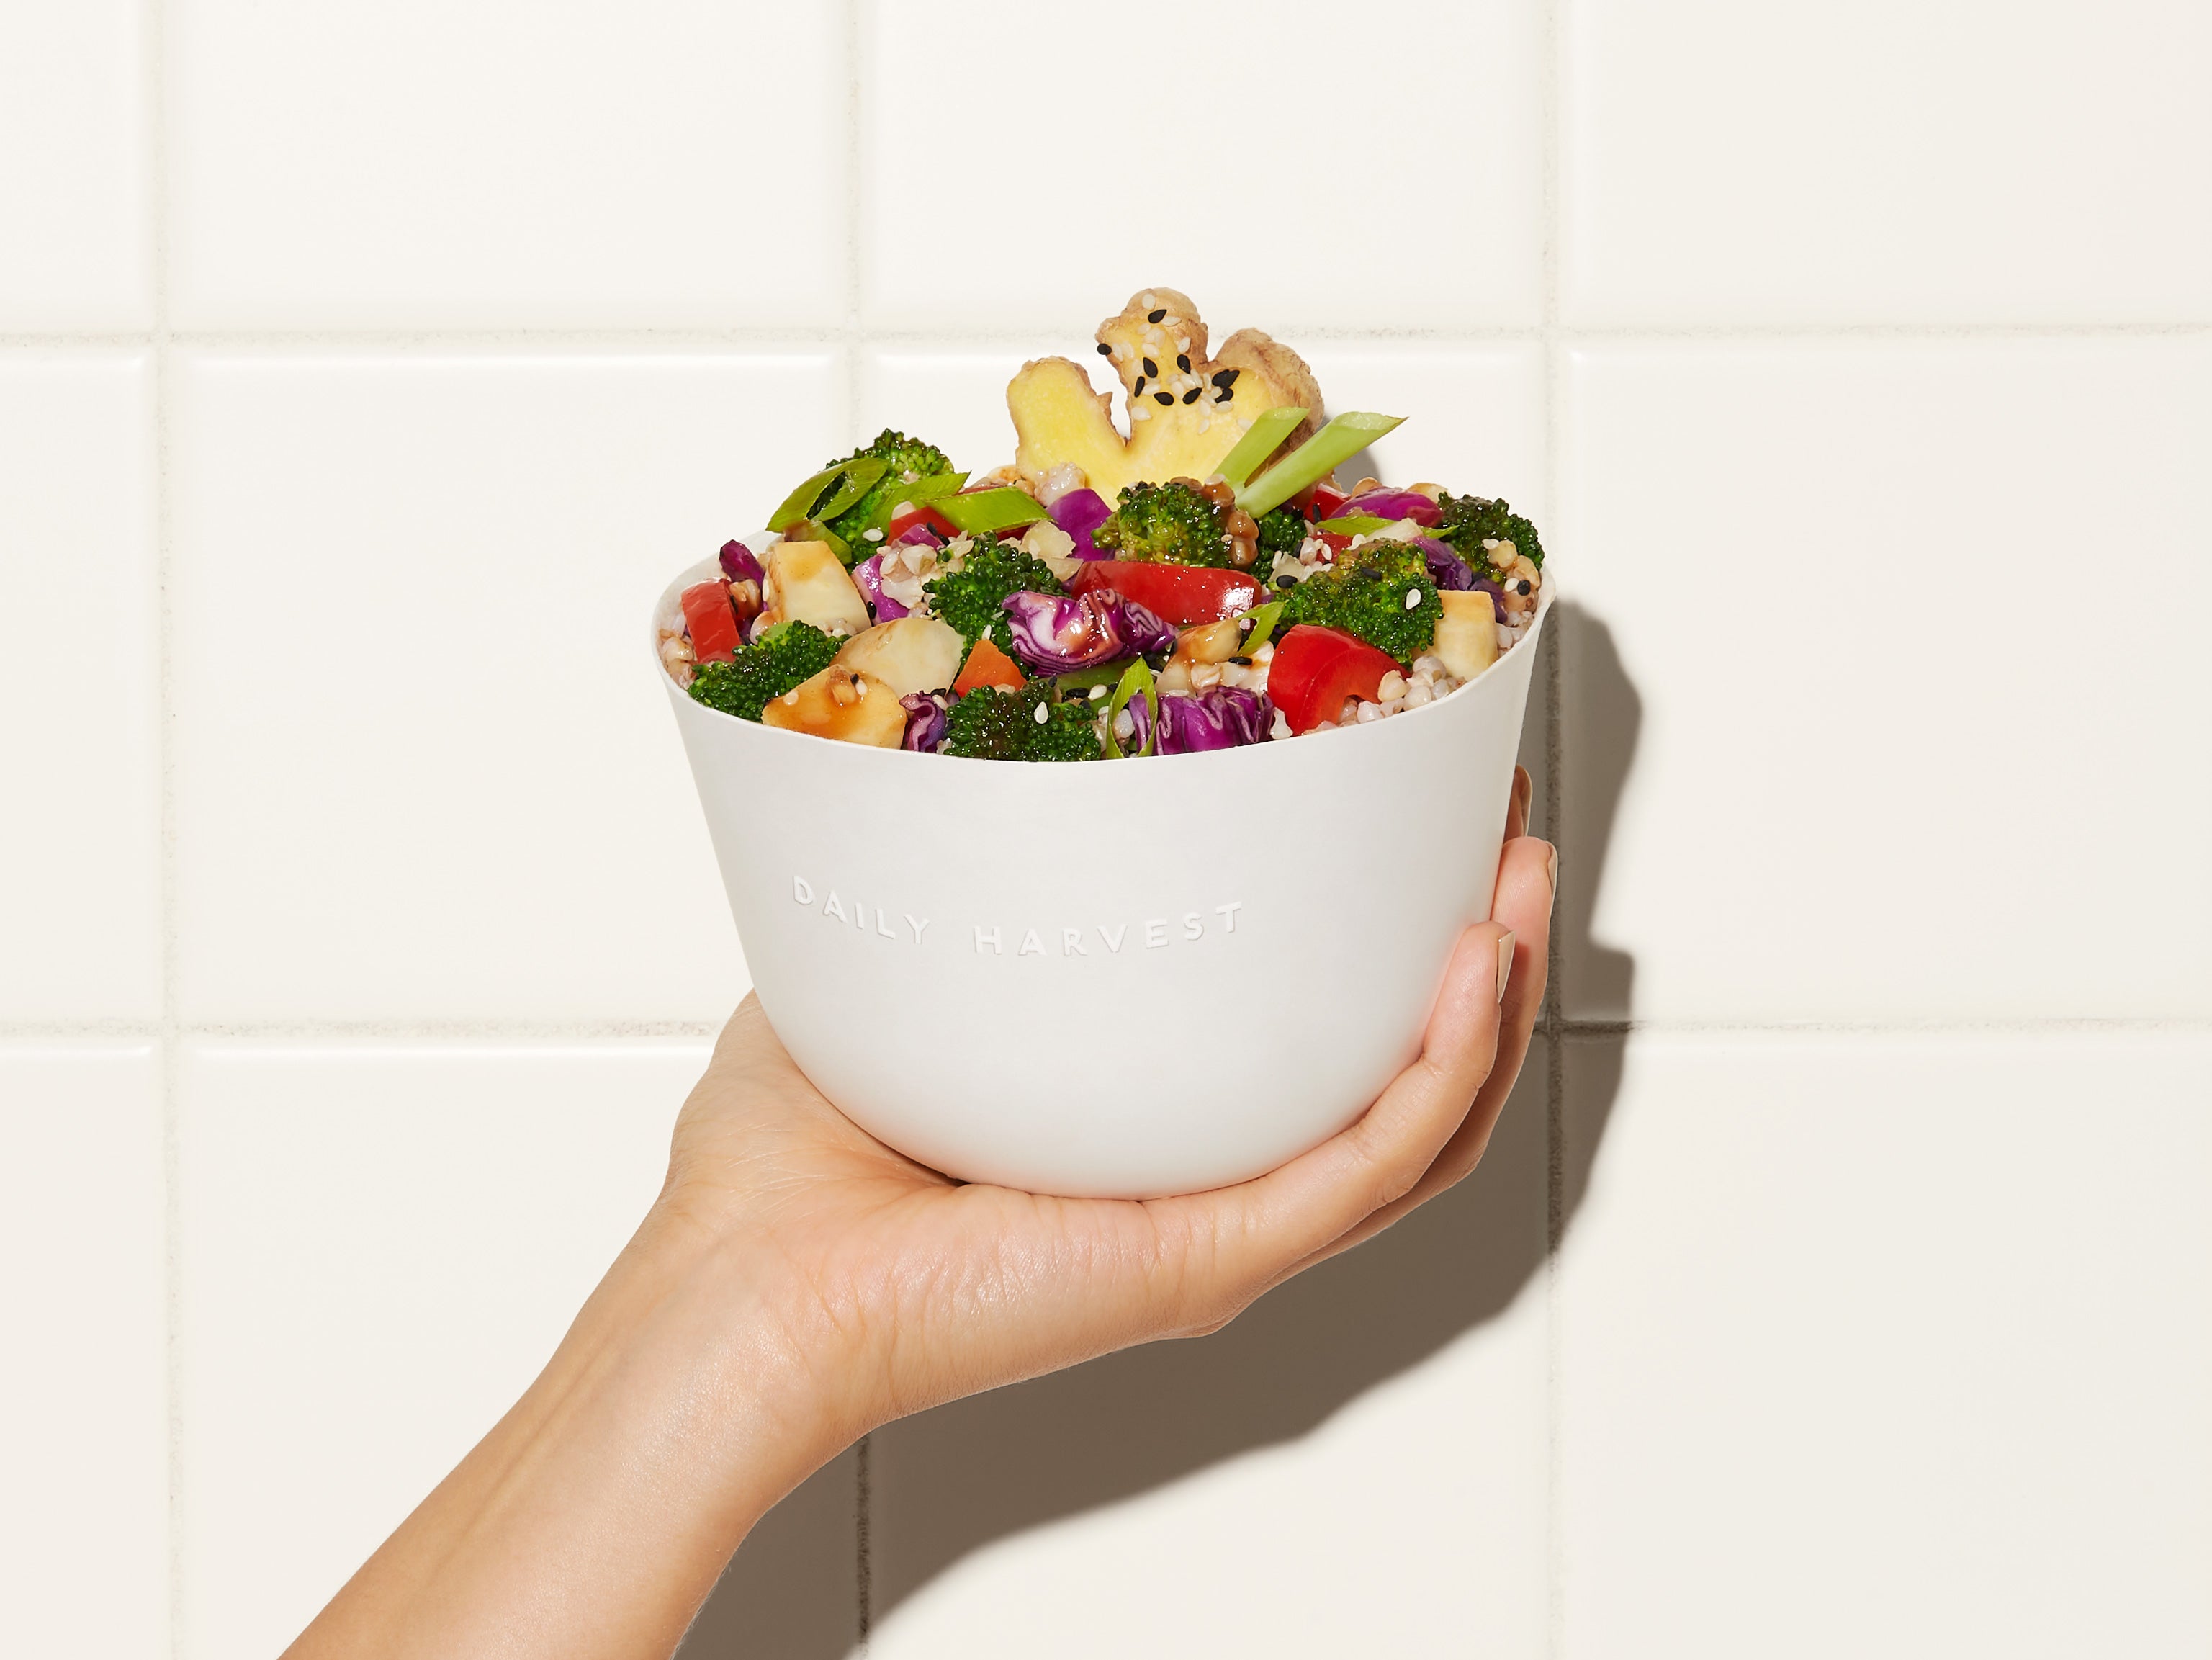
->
[[1496, 931, 1516, 1003]]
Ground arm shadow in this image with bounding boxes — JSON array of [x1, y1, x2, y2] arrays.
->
[[682, 601, 1640, 1656]]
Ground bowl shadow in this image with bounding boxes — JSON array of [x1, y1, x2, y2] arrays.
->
[[680, 603, 1641, 1656]]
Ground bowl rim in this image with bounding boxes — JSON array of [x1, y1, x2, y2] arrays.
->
[[652, 545, 1556, 768]]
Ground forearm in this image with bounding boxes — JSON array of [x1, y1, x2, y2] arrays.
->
[[286, 1208, 842, 1660]]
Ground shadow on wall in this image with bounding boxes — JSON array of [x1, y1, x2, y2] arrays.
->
[[682, 604, 1641, 1658]]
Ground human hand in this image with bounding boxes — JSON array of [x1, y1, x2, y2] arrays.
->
[[652, 763, 1555, 1456]]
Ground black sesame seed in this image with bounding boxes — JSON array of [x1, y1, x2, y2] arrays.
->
[[1133, 376, 1146, 395], [1229, 655, 1253, 667], [1142, 356, 1156, 377], [1517, 580, 1533, 594], [1147, 308, 1166, 323], [1182, 387, 1202, 403], [1211, 367, 1240, 387], [1097, 341, 1112, 356], [1213, 388, 1231, 404], [1154, 391, 1173, 406], [1176, 354, 1191, 372], [1274, 576, 1296, 590]]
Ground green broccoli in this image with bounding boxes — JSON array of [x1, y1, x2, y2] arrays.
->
[[942, 683, 1100, 763], [819, 429, 955, 544], [1256, 504, 1310, 567], [686, 622, 840, 722], [922, 535, 1064, 655], [1092, 480, 1240, 567], [1433, 492, 1545, 573], [1280, 538, 1442, 664]]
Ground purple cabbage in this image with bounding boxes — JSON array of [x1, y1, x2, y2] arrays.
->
[[999, 590, 1175, 673], [1416, 535, 1475, 591], [1414, 537, 1509, 622], [854, 553, 909, 621], [1046, 487, 1115, 559], [891, 521, 945, 550], [1130, 687, 1274, 755], [900, 694, 945, 753], [1339, 489, 1442, 527], [719, 537, 766, 585]]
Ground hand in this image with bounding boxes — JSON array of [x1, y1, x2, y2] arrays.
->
[[657, 763, 1555, 1447], [288, 768, 1552, 1660]]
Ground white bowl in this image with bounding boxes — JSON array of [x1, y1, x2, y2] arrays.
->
[[658, 558, 1552, 1198]]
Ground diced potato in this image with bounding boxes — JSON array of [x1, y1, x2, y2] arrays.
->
[[760, 663, 908, 748], [763, 540, 871, 637], [1433, 589, 1499, 681], [1177, 616, 1244, 666], [834, 616, 963, 697]]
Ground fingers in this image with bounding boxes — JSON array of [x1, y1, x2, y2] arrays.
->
[[1506, 764, 1532, 842], [1145, 917, 1516, 1325], [1262, 835, 1556, 1283]]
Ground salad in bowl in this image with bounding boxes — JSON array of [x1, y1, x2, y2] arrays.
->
[[657, 287, 1545, 760]]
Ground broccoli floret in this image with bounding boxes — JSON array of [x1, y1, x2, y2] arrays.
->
[[1280, 538, 1442, 663], [942, 683, 1100, 763], [922, 535, 1064, 655], [820, 429, 955, 544], [686, 622, 840, 722], [1093, 480, 1241, 567], [1256, 504, 1309, 566], [1433, 492, 1545, 573]]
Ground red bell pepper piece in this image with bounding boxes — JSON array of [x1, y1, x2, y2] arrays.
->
[[1309, 480, 1349, 521], [1069, 560, 1263, 626], [1267, 624, 1400, 734], [886, 502, 961, 544], [680, 580, 742, 663]]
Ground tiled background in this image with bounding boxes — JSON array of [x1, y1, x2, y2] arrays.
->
[[2, 0, 2206, 1655]]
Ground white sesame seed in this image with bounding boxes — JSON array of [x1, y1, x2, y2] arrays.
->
[[1403, 587, 1421, 610], [1089, 684, 1107, 700], [862, 527, 884, 542], [1033, 703, 1049, 724]]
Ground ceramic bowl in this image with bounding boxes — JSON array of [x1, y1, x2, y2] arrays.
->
[[658, 557, 1552, 1198]]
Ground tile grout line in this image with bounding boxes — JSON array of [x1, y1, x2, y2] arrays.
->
[[842, 2, 873, 1650], [8, 1015, 2209, 1044], [145, 0, 184, 1649], [8, 320, 2212, 353], [1539, 0, 1566, 1651]]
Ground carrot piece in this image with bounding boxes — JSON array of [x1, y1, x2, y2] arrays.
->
[[951, 635, 1028, 694]]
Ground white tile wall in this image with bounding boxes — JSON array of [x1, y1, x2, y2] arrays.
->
[[167, 1, 845, 329], [1564, 0, 2212, 326], [859, 0, 1545, 332], [4, 0, 2207, 1653], [175, 1042, 704, 1659], [0, 0, 152, 331], [169, 351, 835, 1023], [1560, 338, 2212, 1023], [0, 1047, 168, 1659], [1558, 1033, 2212, 1658], [0, 354, 161, 1020]]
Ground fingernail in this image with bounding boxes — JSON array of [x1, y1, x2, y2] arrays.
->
[[1496, 931, 1516, 1003], [1545, 844, 1559, 903]]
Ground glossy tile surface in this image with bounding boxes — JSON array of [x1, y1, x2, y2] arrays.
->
[[1564, 0, 2212, 324], [0, 354, 160, 1020], [168, 0, 844, 327], [0, 1046, 167, 1657], [171, 351, 840, 1021], [1560, 338, 2212, 1022], [1558, 1033, 2212, 1659]]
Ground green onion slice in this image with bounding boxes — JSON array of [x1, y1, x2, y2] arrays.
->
[[1213, 406, 1308, 490], [1238, 601, 1287, 655], [767, 457, 889, 534], [1103, 656, 1158, 759], [1235, 411, 1406, 518], [932, 488, 1048, 536]]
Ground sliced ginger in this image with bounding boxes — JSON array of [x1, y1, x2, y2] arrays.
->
[[1007, 288, 1324, 506]]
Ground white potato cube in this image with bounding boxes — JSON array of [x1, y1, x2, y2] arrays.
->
[[834, 616, 964, 696], [1433, 589, 1500, 681]]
